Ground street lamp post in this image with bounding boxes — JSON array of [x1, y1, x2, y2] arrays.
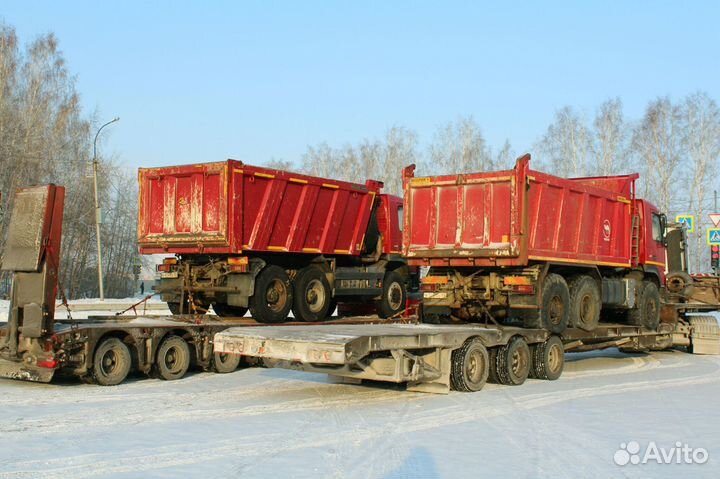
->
[[92, 117, 120, 301]]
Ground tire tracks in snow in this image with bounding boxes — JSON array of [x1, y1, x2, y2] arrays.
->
[[2, 355, 718, 478]]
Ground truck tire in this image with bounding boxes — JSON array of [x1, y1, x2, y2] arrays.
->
[[377, 270, 407, 318], [212, 352, 242, 373], [627, 281, 660, 330], [688, 316, 720, 354], [292, 266, 332, 322], [250, 265, 294, 323], [531, 336, 564, 380], [155, 335, 191, 380], [213, 303, 248, 318], [495, 336, 530, 386], [450, 338, 489, 392], [92, 337, 132, 386], [526, 273, 570, 333], [567, 275, 600, 331]]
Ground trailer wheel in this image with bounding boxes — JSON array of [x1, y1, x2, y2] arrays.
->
[[155, 336, 191, 380], [250, 265, 294, 323], [526, 273, 569, 333], [628, 281, 660, 330], [377, 271, 407, 318], [450, 338, 489, 392], [212, 352, 242, 373], [531, 336, 564, 380], [568, 275, 600, 331], [92, 337, 132, 386], [495, 336, 531, 386], [292, 266, 332, 321], [213, 303, 248, 318]]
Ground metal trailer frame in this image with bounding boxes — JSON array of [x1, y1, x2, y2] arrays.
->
[[213, 321, 681, 394], [0, 314, 409, 383]]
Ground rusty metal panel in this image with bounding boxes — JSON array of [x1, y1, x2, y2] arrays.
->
[[138, 160, 385, 256], [138, 162, 229, 250], [2, 186, 52, 272]]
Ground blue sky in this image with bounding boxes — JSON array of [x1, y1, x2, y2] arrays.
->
[[2, 1, 719, 171]]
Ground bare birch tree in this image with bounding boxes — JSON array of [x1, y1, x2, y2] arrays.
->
[[538, 106, 591, 177], [682, 92, 720, 272], [592, 98, 627, 176], [631, 97, 683, 215], [429, 116, 493, 174]]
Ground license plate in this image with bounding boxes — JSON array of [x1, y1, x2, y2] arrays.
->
[[423, 292, 447, 299], [161, 272, 179, 279]]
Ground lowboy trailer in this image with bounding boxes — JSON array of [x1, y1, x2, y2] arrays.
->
[[213, 315, 718, 394]]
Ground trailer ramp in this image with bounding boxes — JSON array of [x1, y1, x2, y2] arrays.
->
[[0, 185, 65, 382]]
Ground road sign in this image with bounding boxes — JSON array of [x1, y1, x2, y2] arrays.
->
[[708, 228, 720, 245], [710, 214, 720, 227], [676, 215, 695, 233]]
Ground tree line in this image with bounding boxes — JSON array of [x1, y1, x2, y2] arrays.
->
[[0, 25, 139, 299]]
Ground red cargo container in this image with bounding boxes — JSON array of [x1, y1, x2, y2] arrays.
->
[[138, 161, 381, 256], [403, 154, 638, 268], [404, 154, 667, 335], [138, 160, 409, 324]]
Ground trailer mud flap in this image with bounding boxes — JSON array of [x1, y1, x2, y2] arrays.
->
[[0, 358, 55, 383]]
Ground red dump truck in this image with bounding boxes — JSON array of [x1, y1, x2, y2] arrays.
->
[[138, 161, 410, 323], [402, 153, 697, 333]]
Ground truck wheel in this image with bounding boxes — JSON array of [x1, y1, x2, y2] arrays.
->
[[292, 266, 332, 321], [531, 336, 564, 380], [526, 273, 569, 333], [628, 281, 660, 330], [212, 352, 242, 373], [495, 336, 531, 386], [156, 335, 191, 380], [568, 275, 600, 331], [93, 337, 132, 386], [250, 265, 294, 323], [377, 271, 407, 318], [213, 303, 248, 318], [450, 338, 489, 392]]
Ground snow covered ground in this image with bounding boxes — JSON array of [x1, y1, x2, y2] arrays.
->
[[0, 348, 719, 478]]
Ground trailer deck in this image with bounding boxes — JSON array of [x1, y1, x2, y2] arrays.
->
[[214, 321, 681, 393]]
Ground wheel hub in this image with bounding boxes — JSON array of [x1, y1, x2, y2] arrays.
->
[[549, 296, 564, 325], [388, 283, 403, 310]]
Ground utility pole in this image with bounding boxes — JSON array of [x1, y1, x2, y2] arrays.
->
[[92, 117, 120, 301]]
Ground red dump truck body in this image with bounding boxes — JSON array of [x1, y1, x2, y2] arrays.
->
[[403, 154, 639, 268], [138, 160, 382, 256]]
